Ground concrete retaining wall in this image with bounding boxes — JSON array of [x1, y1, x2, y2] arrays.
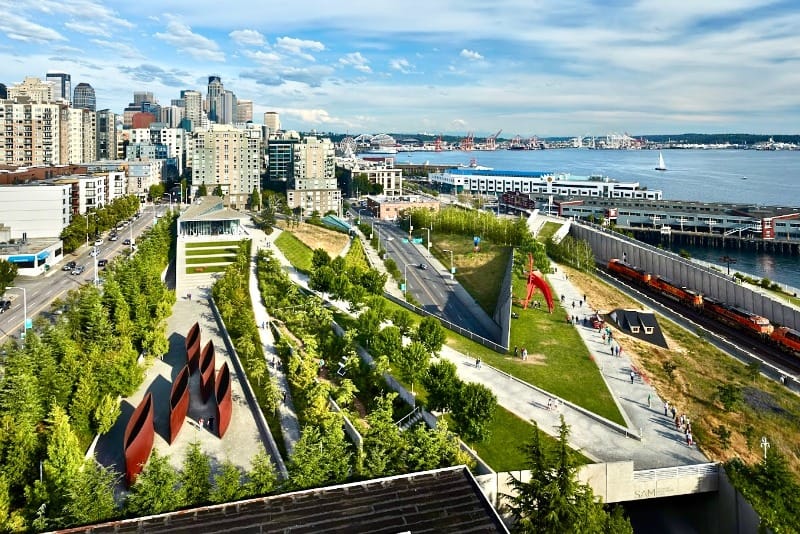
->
[[571, 223, 800, 331], [493, 248, 514, 351], [329, 398, 363, 452]]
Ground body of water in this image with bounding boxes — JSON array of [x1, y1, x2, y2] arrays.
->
[[400, 149, 800, 288]]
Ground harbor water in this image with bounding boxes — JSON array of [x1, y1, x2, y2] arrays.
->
[[402, 149, 800, 288]]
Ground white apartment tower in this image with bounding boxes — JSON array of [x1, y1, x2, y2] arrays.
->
[[286, 136, 340, 216], [0, 100, 63, 165], [181, 89, 203, 130], [263, 111, 281, 134], [189, 124, 261, 208], [66, 107, 96, 164], [7, 77, 55, 103]]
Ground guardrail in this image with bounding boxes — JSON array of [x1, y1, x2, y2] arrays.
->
[[633, 462, 719, 482]]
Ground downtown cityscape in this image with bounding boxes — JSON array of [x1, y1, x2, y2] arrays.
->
[[1, 2, 800, 533]]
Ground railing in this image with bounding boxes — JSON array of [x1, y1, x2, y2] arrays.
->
[[395, 406, 420, 428], [633, 462, 719, 482]]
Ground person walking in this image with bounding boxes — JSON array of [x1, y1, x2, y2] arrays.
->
[[514, 345, 519, 358], [475, 358, 481, 369], [664, 401, 670, 417], [630, 371, 636, 384], [648, 393, 652, 408]]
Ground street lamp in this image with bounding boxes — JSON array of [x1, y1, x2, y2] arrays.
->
[[425, 227, 431, 254], [6, 286, 27, 339], [720, 255, 737, 276], [163, 193, 173, 212], [403, 264, 409, 295], [442, 249, 454, 279]]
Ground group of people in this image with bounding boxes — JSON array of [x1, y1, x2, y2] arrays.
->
[[664, 401, 695, 446], [546, 397, 560, 411], [513, 346, 529, 360]]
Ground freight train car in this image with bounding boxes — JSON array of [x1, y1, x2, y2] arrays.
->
[[649, 276, 704, 308], [771, 327, 800, 357], [702, 297, 774, 336], [607, 259, 651, 285]]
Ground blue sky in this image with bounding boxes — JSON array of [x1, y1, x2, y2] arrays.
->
[[2, 0, 799, 137]]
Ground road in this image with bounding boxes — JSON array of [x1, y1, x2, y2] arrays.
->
[[364, 214, 496, 341], [0, 204, 169, 344]]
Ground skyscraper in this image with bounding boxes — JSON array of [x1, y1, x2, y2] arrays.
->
[[237, 99, 253, 123], [285, 136, 340, 216], [96, 109, 117, 160], [73, 82, 96, 111], [206, 75, 223, 122], [46, 72, 71, 103], [0, 83, 7, 99], [181, 89, 202, 130], [263, 111, 281, 134]]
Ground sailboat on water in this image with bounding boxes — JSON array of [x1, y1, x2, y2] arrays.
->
[[655, 152, 667, 171]]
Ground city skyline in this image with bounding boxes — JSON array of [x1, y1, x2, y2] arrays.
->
[[2, 0, 799, 137]]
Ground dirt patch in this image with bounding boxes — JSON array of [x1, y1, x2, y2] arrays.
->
[[278, 222, 349, 257]]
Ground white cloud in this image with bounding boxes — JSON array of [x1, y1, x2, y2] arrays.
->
[[389, 58, 414, 74], [154, 18, 225, 62], [243, 49, 282, 66], [229, 29, 265, 46], [276, 36, 325, 61], [64, 20, 110, 37], [90, 39, 142, 59], [0, 13, 66, 43], [460, 48, 483, 60], [281, 108, 334, 123], [339, 52, 371, 73]]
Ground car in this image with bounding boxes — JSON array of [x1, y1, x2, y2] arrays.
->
[[0, 299, 11, 313], [122, 238, 131, 245], [90, 248, 100, 257], [94, 238, 103, 246], [418, 263, 427, 270], [97, 259, 108, 268], [108, 234, 118, 241], [62, 261, 77, 271], [71, 266, 86, 275]]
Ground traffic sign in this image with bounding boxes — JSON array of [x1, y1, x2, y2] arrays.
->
[[400, 283, 406, 291], [451, 267, 456, 274], [25, 318, 32, 330], [412, 238, 423, 244]]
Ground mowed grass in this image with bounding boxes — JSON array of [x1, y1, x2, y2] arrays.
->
[[275, 232, 314, 273], [430, 233, 511, 316], [185, 247, 238, 256], [537, 221, 562, 241], [185, 240, 242, 248], [185, 256, 236, 265]]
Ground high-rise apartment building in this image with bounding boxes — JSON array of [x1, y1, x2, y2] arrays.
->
[[189, 124, 261, 208], [96, 109, 117, 160], [206, 75, 223, 122], [0, 84, 7, 99], [65, 107, 96, 164], [266, 131, 300, 183], [7, 76, 55, 103], [286, 136, 340, 216], [46, 72, 71, 103], [263, 111, 281, 134], [72, 82, 96, 111], [0, 100, 63, 165], [237, 99, 253, 123], [181, 89, 203, 130]]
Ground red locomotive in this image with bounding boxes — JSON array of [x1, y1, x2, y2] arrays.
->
[[771, 327, 800, 356], [701, 297, 774, 336], [607, 259, 651, 285], [649, 275, 703, 308]]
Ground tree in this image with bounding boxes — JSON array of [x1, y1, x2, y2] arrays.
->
[[64, 461, 118, 526], [93, 394, 120, 435], [288, 423, 351, 490], [373, 326, 403, 361], [451, 382, 496, 443], [249, 189, 262, 210], [180, 441, 212, 506], [423, 359, 461, 413], [716, 383, 743, 412], [391, 309, 413, 336], [415, 316, 446, 355], [0, 259, 18, 296], [211, 461, 245, 503], [361, 394, 405, 478], [508, 418, 633, 534], [125, 449, 180, 516], [311, 248, 331, 270], [213, 185, 224, 197], [245, 449, 278, 497], [197, 184, 208, 197], [36, 404, 84, 519], [148, 183, 165, 201], [396, 341, 430, 393]]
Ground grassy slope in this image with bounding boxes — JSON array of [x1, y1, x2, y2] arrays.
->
[[274, 232, 314, 273]]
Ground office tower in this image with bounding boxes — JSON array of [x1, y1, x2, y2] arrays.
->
[[46, 72, 71, 103], [0, 100, 63, 165], [217, 89, 237, 124], [181, 89, 203, 131], [133, 91, 155, 106], [7, 76, 55, 103], [263, 111, 281, 134], [96, 109, 117, 160], [0, 83, 7, 99], [188, 124, 261, 208], [237, 99, 253, 123], [161, 105, 184, 128], [206, 75, 223, 122], [285, 136, 340, 216], [73, 82, 96, 111]]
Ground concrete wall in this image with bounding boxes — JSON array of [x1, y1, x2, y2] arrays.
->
[[493, 248, 514, 350], [329, 398, 363, 451], [571, 223, 800, 331]]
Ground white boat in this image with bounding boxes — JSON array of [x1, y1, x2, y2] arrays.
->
[[655, 152, 667, 171]]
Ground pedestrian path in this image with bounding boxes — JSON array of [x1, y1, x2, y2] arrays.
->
[[246, 227, 302, 456]]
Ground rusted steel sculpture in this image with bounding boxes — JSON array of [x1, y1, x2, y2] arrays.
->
[[199, 340, 216, 403], [169, 365, 190, 443], [214, 362, 232, 438], [123, 392, 154, 486], [520, 253, 554, 313], [185, 322, 201, 373]]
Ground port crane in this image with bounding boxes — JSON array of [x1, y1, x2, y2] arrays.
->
[[459, 132, 474, 151], [486, 129, 502, 150]]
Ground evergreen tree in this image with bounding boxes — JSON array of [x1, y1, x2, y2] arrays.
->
[[245, 450, 278, 497], [361, 394, 405, 478], [179, 441, 212, 507], [125, 450, 180, 516], [64, 461, 118, 526], [211, 461, 245, 503]]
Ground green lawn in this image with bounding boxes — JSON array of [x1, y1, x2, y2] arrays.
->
[[185, 247, 239, 256], [537, 222, 562, 242], [185, 256, 236, 264], [275, 232, 313, 273], [185, 240, 243, 248]]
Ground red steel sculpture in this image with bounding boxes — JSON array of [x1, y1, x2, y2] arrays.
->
[[214, 362, 232, 438], [169, 365, 190, 443], [199, 340, 216, 403], [186, 322, 201, 373], [123, 392, 154, 486], [520, 253, 554, 313]]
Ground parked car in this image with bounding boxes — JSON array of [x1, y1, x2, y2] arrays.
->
[[97, 259, 108, 268], [108, 234, 118, 241], [94, 238, 103, 246], [0, 299, 11, 313], [122, 238, 131, 246], [71, 265, 86, 275], [62, 260, 77, 271]]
